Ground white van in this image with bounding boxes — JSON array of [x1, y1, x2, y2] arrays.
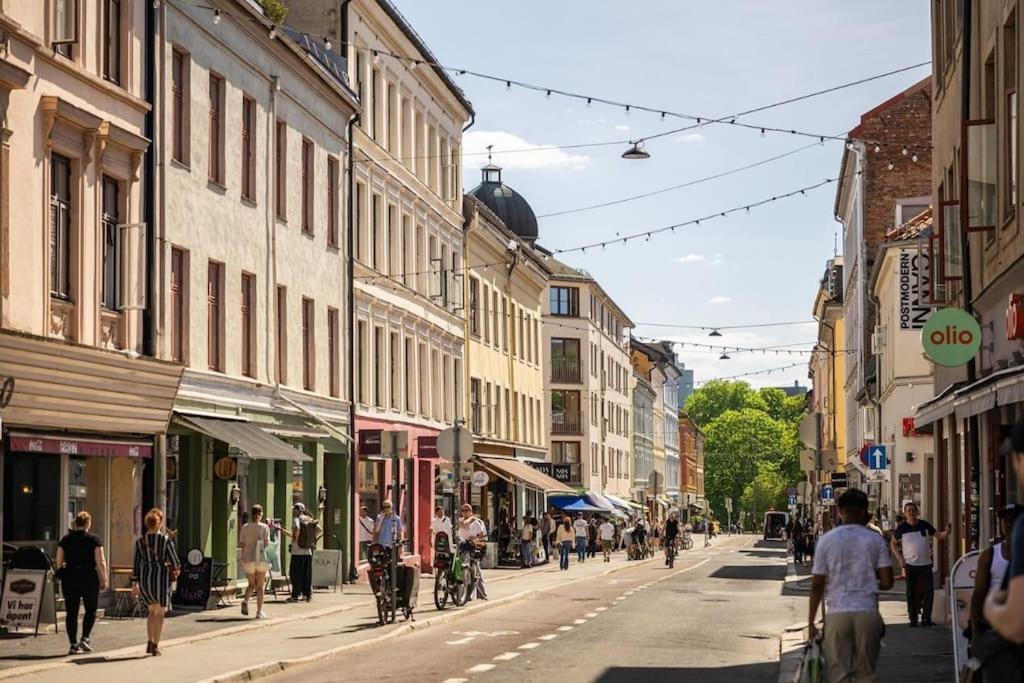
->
[[763, 511, 789, 541]]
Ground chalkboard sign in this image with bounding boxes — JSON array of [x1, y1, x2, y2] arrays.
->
[[173, 554, 212, 609], [311, 549, 343, 592]]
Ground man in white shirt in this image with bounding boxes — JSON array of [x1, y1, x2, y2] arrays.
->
[[599, 517, 616, 563], [573, 514, 589, 564], [519, 517, 534, 569], [357, 505, 374, 562], [429, 506, 453, 549], [457, 504, 488, 599], [808, 488, 894, 682]]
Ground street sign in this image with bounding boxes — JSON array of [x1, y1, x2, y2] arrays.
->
[[471, 470, 490, 488], [922, 307, 982, 367], [787, 487, 797, 497], [831, 472, 848, 488], [458, 462, 474, 483], [799, 449, 815, 472], [820, 485, 834, 502], [437, 425, 473, 462], [724, 497, 733, 513], [868, 445, 888, 470], [788, 495, 797, 506]]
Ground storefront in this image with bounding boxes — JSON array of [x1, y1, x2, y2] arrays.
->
[[0, 331, 184, 573]]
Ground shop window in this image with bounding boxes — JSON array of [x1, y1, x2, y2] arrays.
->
[[5, 453, 61, 544]]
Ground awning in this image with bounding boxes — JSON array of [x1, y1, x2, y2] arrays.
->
[[603, 493, 639, 513], [914, 382, 962, 426], [585, 491, 616, 513], [176, 415, 311, 462], [559, 499, 604, 513], [655, 496, 671, 508], [9, 432, 152, 458], [997, 367, 1024, 405], [474, 455, 577, 495], [952, 366, 1024, 420]]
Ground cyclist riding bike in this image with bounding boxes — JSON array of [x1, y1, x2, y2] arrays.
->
[[631, 519, 648, 560], [456, 503, 488, 600], [663, 512, 680, 566]]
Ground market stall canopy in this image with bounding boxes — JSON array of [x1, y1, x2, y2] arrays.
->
[[602, 493, 639, 513], [585, 491, 617, 513], [474, 455, 577, 495], [176, 415, 312, 462], [556, 499, 605, 513]]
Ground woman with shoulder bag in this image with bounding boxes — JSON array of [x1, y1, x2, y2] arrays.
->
[[55, 511, 108, 655], [239, 504, 271, 619], [131, 508, 180, 656]]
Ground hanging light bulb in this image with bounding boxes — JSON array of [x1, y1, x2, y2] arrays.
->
[[874, 144, 881, 154], [660, 112, 666, 121], [545, 90, 551, 100], [846, 141, 854, 150], [911, 153, 919, 162], [268, 26, 277, 39], [324, 37, 333, 50], [902, 147, 909, 156], [213, 8, 221, 24], [410, 60, 419, 71], [506, 81, 512, 93], [760, 128, 766, 138], [624, 105, 631, 116], [372, 50, 382, 66], [887, 161, 894, 171], [586, 98, 592, 108]]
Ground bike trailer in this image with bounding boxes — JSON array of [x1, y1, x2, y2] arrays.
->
[[434, 532, 453, 570], [396, 564, 420, 610]]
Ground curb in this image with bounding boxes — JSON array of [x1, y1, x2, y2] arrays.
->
[[777, 623, 807, 683]]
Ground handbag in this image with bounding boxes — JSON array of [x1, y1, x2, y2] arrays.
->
[[799, 638, 825, 683]]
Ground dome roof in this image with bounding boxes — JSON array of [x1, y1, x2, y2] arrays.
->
[[469, 164, 538, 242]]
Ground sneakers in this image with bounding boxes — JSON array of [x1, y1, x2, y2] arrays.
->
[[78, 638, 93, 653], [241, 599, 249, 616], [305, 596, 312, 603], [256, 610, 268, 619], [285, 597, 299, 603], [68, 644, 80, 656]]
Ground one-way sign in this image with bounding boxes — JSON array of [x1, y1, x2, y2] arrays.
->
[[868, 445, 888, 470]]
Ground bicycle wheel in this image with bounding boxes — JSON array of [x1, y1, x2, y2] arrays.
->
[[668, 546, 675, 568], [434, 572, 449, 610], [375, 591, 386, 625]]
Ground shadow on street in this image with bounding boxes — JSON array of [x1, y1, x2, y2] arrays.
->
[[595, 662, 777, 682]]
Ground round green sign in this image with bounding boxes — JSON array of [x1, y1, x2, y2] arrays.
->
[[921, 308, 981, 367]]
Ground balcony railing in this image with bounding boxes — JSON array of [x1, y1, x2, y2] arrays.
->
[[551, 357, 581, 383], [551, 411, 582, 435]]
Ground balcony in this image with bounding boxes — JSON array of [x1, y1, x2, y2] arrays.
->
[[551, 357, 582, 383], [551, 411, 583, 435]]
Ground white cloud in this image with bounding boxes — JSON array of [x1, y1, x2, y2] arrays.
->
[[464, 130, 590, 172], [674, 253, 705, 264], [711, 253, 726, 265], [708, 295, 732, 305], [614, 124, 631, 132], [675, 133, 705, 144]]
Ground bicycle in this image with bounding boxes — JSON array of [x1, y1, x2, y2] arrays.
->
[[681, 531, 693, 551], [432, 532, 462, 610], [455, 541, 485, 605], [367, 543, 396, 625], [665, 538, 677, 568]]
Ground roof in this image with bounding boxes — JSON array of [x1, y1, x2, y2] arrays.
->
[[886, 206, 932, 240], [464, 194, 550, 276], [375, 0, 474, 116], [469, 170, 539, 242], [532, 246, 635, 327], [280, 27, 352, 92]]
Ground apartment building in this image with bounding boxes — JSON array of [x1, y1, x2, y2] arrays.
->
[[678, 412, 704, 519], [0, 0, 184, 570], [152, 0, 358, 582], [632, 376, 656, 504], [284, 0, 473, 568], [541, 257, 634, 499], [630, 338, 681, 518]]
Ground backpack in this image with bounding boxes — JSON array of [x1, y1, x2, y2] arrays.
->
[[297, 517, 318, 549]]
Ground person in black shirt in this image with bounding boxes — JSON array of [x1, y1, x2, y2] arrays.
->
[[56, 511, 108, 655], [985, 420, 1024, 642], [663, 513, 680, 565]]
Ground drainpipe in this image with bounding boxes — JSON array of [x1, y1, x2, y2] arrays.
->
[[268, 76, 280, 384], [505, 247, 519, 442], [145, 0, 161, 510], [867, 289, 885, 513], [345, 112, 359, 579]]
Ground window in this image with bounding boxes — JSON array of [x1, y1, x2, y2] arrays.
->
[[519, 309, 525, 359], [357, 320, 366, 403], [492, 292, 499, 347], [327, 158, 339, 247], [418, 343, 428, 417], [550, 286, 579, 316], [103, 0, 121, 84], [355, 182, 365, 261], [443, 354, 451, 421], [390, 332, 400, 409], [484, 383, 492, 434], [551, 390, 582, 435], [49, 154, 72, 300], [302, 298, 314, 390], [208, 74, 223, 183], [328, 308, 339, 397], [501, 297, 508, 350], [301, 139, 314, 234], [371, 194, 381, 270], [207, 262, 223, 371], [374, 326, 384, 407], [414, 110, 425, 179], [404, 337, 414, 411], [52, 0, 77, 57], [241, 96, 255, 200], [1005, 12, 1018, 213], [275, 120, 287, 219], [100, 176, 121, 310], [276, 286, 287, 384], [371, 68, 380, 140], [171, 49, 188, 163], [551, 442, 581, 483], [469, 278, 480, 336], [241, 273, 255, 378], [387, 204, 396, 276], [354, 51, 364, 130], [170, 248, 187, 362], [387, 82, 398, 154], [495, 387, 502, 438], [551, 338, 581, 382], [401, 215, 411, 285], [510, 303, 517, 356], [470, 378, 482, 434], [482, 285, 490, 343]]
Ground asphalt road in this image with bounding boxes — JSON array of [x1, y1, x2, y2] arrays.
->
[[274, 535, 802, 683]]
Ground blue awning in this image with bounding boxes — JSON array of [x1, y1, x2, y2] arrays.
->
[[548, 495, 604, 513]]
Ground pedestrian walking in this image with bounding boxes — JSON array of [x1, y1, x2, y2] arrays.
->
[[358, 505, 375, 562], [891, 501, 950, 627], [599, 517, 615, 563], [970, 503, 1023, 644], [130, 508, 180, 657], [586, 517, 599, 559], [555, 516, 574, 571], [287, 502, 319, 603], [457, 504, 489, 599], [55, 511, 107, 655], [982, 421, 1024, 674], [573, 513, 588, 563], [807, 488, 894, 682], [239, 504, 270, 619], [519, 516, 534, 568], [792, 518, 804, 565], [540, 511, 554, 562]]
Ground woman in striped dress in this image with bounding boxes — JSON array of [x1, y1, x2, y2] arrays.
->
[[131, 508, 180, 656]]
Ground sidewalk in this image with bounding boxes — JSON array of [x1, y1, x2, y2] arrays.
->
[[0, 542, 716, 682], [779, 560, 955, 682]]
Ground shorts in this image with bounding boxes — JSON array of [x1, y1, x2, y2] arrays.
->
[[243, 561, 270, 575], [601, 540, 613, 550]]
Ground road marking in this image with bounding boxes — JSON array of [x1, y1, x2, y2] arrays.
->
[[442, 679, 468, 683], [573, 618, 587, 624], [518, 642, 540, 650], [446, 637, 475, 645], [595, 607, 608, 612], [466, 664, 496, 673], [494, 652, 520, 661], [539, 634, 558, 640], [585, 612, 598, 618], [625, 590, 635, 595], [557, 625, 574, 631]]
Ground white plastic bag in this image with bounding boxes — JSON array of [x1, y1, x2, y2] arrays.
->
[[800, 638, 826, 683]]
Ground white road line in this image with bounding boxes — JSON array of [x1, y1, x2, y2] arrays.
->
[[538, 634, 558, 640], [585, 612, 598, 618], [442, 679, 468, 683], [625, 590, 635, 595], [446, 637, 475, 645], [573, 618, 587, 624], [595, 607, 608, 612], [467, 664, 496, 673], [494, 652, 520, 661], [518, 642, 540, 650], [557, 625, 574, 631]]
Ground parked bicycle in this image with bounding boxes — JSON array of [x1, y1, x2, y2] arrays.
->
[[432, 532, 463, 610], [367, 543, 396, 624], [681, 531, 693, 551]]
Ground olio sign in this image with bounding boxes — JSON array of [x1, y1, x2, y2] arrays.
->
[[921, 308, 982, 367]]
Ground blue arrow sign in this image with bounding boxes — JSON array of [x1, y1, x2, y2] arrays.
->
[[820, 485, 834, 500], [868, 445, 888, 470]]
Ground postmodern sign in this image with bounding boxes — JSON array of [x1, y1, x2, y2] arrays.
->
[[899, 249, 932, 330], [921, 308, 982, 367]]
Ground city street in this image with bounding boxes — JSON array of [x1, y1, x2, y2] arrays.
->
[[276, 535, 801, 683]]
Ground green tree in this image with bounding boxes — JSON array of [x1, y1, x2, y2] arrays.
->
[[258, 0, 288, 25], [740, 461, 789, 519], [755, 387, 804, 424], [684, 380, 760, 427], [703, 408, 788, 516]]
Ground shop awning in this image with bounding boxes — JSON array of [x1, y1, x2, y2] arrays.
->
[[9, 432, 152, 458], [474, 455, 577, 495], [0, 330, 184, 435], [997, 367, 1024, 406], [603, 493, 640, 513], [951, 366, 1024, 420], [176, 415, 312, 462], [585, 491, 617, 513], [913, 382, 962, 426], [655, 496, 672, 508]]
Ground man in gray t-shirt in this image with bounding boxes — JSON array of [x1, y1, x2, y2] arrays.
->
[[808, 489, 894, 682]]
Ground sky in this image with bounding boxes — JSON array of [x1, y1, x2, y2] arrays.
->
[[395, 0, 932, 389]]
